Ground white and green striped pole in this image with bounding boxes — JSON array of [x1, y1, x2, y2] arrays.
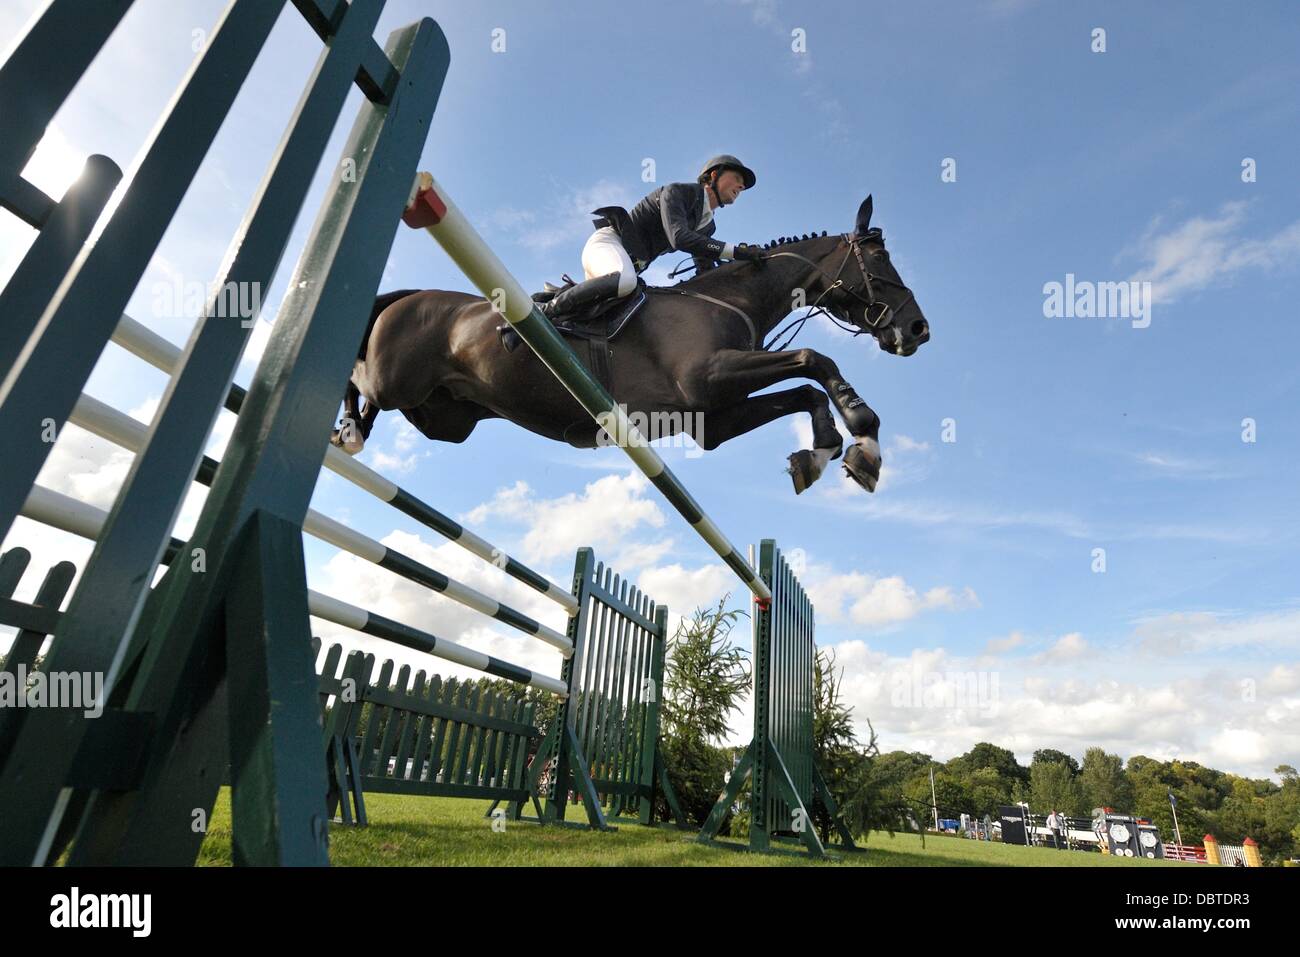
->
[[19, 484, 569, 697], [403, 172, 772, 605]]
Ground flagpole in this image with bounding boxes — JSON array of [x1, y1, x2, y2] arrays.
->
[[1169, 792, 1184, 848], [930, 767, 940, 831]]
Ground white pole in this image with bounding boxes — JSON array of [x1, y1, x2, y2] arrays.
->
[[930, 767, 939, 831]]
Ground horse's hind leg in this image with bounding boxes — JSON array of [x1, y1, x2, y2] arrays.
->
[[331, 380, 366, 454]]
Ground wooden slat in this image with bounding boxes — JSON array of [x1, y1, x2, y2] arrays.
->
[[358, 658, 394, 775], [451, 684, 479, 784], [0, 548, 32, 600], [356, 776, 530, 802], [409, 674, 440, 782], [392, 668, 425, 780], [441, 682, 470, 784], [466, 688, 491, 787], [505, 695, 530, 788], [426, 678, 456, 785], [375, 665, 412, 779]]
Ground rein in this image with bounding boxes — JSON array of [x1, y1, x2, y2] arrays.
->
[[666, 233, 916, 352]]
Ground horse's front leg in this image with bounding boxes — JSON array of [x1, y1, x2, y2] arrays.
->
[[691, 348, 882, 493], [696, 387, 842, 493]]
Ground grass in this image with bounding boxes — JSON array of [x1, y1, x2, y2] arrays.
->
[[198, 790, 1184, 867]]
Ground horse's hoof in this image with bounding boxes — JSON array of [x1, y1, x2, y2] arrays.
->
[[841, 440, 880, 493], [330, 429, 364, 456], [787, 447, 837, 494], [788, 451, 813, 494]]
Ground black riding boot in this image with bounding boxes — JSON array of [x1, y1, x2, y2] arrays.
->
[[538, 272, 624, 321]]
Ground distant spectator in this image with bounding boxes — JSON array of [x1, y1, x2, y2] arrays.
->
[[1046, 809, 1064, 850]]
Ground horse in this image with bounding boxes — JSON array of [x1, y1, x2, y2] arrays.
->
[[332, 195, 929, 494]]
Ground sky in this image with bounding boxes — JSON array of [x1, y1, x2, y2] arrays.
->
[[2, 0, 1297, 781]]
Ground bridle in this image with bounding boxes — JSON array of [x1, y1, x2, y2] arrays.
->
[[763, 229, 917, 349], [662, 229, 918, 352]]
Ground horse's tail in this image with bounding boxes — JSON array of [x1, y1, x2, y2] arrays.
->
[[358, 289, 422, 359]]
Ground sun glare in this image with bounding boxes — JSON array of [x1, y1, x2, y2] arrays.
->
[[21, 124, 91, 201]]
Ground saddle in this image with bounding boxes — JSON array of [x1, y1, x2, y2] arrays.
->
[[496, 277, 647, 355]]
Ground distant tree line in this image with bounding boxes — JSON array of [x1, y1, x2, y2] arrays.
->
[[648, 605, 1300, 864]]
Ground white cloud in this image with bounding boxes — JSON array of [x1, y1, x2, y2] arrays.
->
[[1124, 202, 1300, 303], [506, 178, 629, 254], [820, 635, 1299, 779], [613, 537, 677, 571], [984, 631, 1025, 655], [638, 562, 738, 624], [827, 494, 1093, 538], [1032, 632, 1090, 663], [356, 421, 426, 475], [1204, 728, 1271, 768], [1131, 451, 1238, 481], [363, 447, 424, 476], [462, 472, 666, 563], [1133, 609, 1300, 656], [806, 568, 979, 628], [1261, 664, 1300, 694], [35, 420, 134, 513]]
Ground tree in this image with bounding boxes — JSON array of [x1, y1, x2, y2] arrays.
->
[[903, 766, 972, 823], [811, 647, 865, 845], [1261, 767, 1300, 862], [1032, 749, 1080, 775], [1080, 747, 1133, 811], [1030, 759, 1085, 815], [968, 766, 1014, 817], [660, 598, 750, 824], [948, 742, 1028, 785]]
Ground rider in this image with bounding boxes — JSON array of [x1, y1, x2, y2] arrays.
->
[[539, 154, 763, 319]]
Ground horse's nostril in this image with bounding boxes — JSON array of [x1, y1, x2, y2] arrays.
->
[[911, 320, 929, 339]]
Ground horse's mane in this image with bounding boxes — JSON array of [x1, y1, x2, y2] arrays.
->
[[671, 231, 833, 289]]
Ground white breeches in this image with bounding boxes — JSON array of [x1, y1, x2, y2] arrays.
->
[[581, 227, 639, 296]]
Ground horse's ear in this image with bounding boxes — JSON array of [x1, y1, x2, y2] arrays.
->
[[855, 195, 873, 236]]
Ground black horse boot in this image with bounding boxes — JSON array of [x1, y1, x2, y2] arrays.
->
[[538, 272, 624, 321]]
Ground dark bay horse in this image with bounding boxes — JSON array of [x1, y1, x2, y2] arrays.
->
[[332, 196, 929, 494]]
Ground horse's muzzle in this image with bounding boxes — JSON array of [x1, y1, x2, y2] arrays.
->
[[882, 318, 930, 356]]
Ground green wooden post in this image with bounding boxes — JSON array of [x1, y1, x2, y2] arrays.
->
[[55, 18, 449, 866], [767, 744, 824, 858], [697, 743, 754, 843], [224, 510, 331, 865], [812, 766, 860, 851], [748, 542, 776, 851], [638, 604, 669, 825], [543, 548, 606, 828], [698, 540, 844, 855]]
